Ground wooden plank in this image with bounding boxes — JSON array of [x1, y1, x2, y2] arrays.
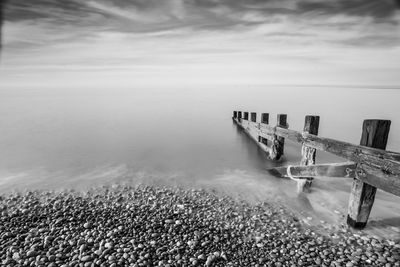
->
[[238, 111, 242, 119], [347, 120, 391, 229], [233, 118, 271, 155], [243, 112, 249, 120], [233, 113, 400, 197], [258, 124, 400, 178], [300, 116, 320, 191], [267, 162, 357, 179], [269, 114, 287, 160], [233, 111, 237, 119], [354, 163, 400, 198]]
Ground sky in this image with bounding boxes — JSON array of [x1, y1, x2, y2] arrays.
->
[[1, 0, 400, 88]]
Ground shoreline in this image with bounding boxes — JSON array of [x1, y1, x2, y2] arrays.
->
[[1, 184, 400, 266]]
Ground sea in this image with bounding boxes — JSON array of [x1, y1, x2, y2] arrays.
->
[[1, 85, 399, 238]]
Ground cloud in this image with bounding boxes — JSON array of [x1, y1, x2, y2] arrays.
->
[[296, 0, 398, 20], [1, 0, 400, 87], [3, 0, 400, 50], [0, 0, 7, 54]]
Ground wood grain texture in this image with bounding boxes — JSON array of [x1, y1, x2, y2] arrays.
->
[[233, 118, 272, 156], [300, 116, 320, 191], [269, 162, 357, 179], [258, 125, 400, 185], [270, 114, 287, 160], [347, 120, 391, 229], [233, 115, 400, 196]]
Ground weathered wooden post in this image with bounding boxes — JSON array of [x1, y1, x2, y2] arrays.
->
[[347, 120, 391, 229], [300, 116, 320, 192], [251, 112, 257, 122], [260, 113, 269, 145], [244, 112, 249, 120], [233, 111, 237, 119], [261, 113, 269, 124], [270, 114, 287, 160]]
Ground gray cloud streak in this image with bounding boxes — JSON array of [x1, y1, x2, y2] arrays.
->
[[0, 0, 7, 55], [3, 0, 400, 52], [5, 0, 399, 24]]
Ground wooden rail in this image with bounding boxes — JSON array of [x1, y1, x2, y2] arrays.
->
[[232, 111, 400, 229]]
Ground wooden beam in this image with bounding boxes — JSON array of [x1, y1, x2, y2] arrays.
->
[[258, 124, 400, 182], [270, 114, 287, 160], [267, 162, 357, 179], [233, 111, 237, 119], [233, 111, 400, 197], [300, 116, 320, 191], [347, 120, 391, 229], [243, 112, 249, 120]]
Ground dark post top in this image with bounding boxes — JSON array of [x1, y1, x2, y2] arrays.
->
[[360, 120, 391, 149], [261, 113, 269, 124], [277, 114, 287, 127], [304, 116, 320, 135], [251, 112, 257, 122]]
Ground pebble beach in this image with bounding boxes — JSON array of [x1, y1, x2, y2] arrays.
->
[[1, 184, 400, 267]]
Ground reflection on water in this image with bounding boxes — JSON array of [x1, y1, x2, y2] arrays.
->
[[0, 85, 400, 239]]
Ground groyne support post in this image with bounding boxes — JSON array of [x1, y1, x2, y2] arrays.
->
[[347, 120, 391, 229], [260, 113, 269, 145], [251, 112, 257, 122], [299, 116, 320, 192], [270, 114, 287, 160]]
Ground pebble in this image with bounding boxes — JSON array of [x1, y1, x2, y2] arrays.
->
[[81, 255, 92, 262], [0, 185, 398, 267], [83, 222, 92, 229]]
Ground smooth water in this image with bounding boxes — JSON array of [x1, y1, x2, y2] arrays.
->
[[0, 85, 400, 237]]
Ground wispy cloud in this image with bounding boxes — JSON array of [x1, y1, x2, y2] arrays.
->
[[1, 0, 400, 87], [0, 0, 7, 53]]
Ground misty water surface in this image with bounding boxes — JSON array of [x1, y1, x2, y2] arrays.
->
[[0, 85, 400, 236]]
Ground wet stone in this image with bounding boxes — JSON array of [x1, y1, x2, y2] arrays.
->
[[0, 185, 399, 267]]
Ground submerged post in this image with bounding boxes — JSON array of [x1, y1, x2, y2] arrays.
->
[[300, 116, 320, 192], [244, 112, 249, 120], [251, 112, 257, 122], [347, 120, 391, 229], [270, 114, 287, 160]]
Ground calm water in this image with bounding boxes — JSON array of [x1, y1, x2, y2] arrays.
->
[[1, 85, 400, 236]]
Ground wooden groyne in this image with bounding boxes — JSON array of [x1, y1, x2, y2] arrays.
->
[[232, 110, 400, 229]]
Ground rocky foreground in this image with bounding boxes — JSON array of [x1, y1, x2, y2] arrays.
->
[[0, 185, 399, 267]]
